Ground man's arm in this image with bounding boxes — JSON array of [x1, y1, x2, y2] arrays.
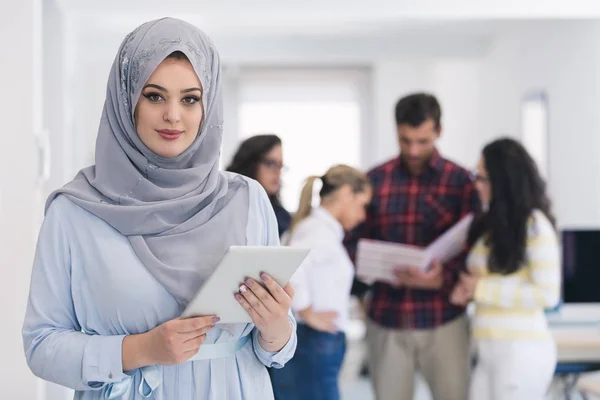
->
[[344, 197, 376, 297], [440, 176, 481, 296]]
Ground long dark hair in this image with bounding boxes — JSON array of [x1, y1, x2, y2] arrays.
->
[[226, 134, 284, 208], [467, 137, 556, 275]]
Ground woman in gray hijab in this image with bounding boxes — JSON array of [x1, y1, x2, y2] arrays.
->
[[22, 17, 297, 400]]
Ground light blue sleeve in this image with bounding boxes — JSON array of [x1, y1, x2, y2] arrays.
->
[[22, 199, 128, 391], [250, 182, 298, 368]]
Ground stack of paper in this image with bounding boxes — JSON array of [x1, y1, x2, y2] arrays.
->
[[356, 213, 474, 285]]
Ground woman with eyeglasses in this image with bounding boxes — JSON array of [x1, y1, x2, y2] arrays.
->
[[227, 135, 291, 237], [450, 137, 560, 400]]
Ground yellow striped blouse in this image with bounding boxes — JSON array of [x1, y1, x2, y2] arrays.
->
[[467, 210, 561, 340]]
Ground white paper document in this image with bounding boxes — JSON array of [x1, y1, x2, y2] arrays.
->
[[356, 213, 474, 284]]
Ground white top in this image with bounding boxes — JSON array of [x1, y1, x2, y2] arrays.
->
[[22, 177, 296, 400], [287, 207, 354, 332]]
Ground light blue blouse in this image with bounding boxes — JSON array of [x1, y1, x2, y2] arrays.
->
[[22, 179, 297, 400]]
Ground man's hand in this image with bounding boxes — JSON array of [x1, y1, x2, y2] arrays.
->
[[393, 260, 443, 290]]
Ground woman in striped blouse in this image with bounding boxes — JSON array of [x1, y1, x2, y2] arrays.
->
[[450, 138, 560, 400]]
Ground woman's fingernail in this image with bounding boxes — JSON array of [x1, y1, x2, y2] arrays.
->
[[239, 285, 248, 293], [245, 279, 254, 287], [235, 293, 242, 301], [212, 316, 221, 324], [260, 273, 270, 281]]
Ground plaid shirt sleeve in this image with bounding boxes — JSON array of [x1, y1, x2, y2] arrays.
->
[[343, 171, 379, 297], [344, 206, 376, 297], [344, 221, 363, 266], [344, 206, 375, 263], [440, 177, 481, 296]]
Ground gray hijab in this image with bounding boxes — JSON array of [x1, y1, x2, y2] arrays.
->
[[46, 17, 249, 307]]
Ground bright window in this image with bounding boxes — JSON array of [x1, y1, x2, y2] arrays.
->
[[237, 69, 366, 212], [521, 92, 549, 178]]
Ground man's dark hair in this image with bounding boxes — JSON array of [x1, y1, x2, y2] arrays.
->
[[394, 93, 442, 131]]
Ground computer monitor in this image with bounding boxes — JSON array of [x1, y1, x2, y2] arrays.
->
[[561, 229, 600, 303]]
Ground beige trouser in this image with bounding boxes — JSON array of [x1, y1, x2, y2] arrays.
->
[[367, 315, 470, 400]]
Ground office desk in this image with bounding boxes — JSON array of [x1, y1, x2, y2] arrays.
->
[[547, 304, 600, 362], [553, 329, 600, 363], [547, 304, 600, 399]]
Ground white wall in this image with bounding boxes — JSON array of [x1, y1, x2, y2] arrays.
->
[[479, 21, 600, 228], [432, 59, 482, 169], [370, 58, 483, 170], [478, 32, 522, 142], [43, 0, 70, 200], [522, 21, 600, 228], [0, 0, 43, 399]]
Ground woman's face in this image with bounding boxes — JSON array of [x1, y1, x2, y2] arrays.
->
[[256, 144, 284, 196], [134, 57, 204, 158], [337, 185, 372, 231], [475, 155, 492, 207]]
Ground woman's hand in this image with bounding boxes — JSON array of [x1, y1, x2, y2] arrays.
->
[[458, 271, 481, 300], [235, 272, 294, 351], [122, 316, 218, 371], [299, 307, 338, 334], [450, 270, 481, 306], [450, 282, 470, 306]]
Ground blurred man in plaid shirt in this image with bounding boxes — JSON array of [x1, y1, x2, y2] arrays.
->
[[345, 93, 480, 400]]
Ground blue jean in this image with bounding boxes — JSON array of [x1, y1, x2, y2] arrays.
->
[[269, 324, 346, 400]]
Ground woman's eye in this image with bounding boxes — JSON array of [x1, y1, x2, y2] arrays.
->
[[182, 96, 200, 105], [143, 92, 163, 103]]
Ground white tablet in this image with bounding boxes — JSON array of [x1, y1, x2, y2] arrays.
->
[[181, 246, 311, 323]]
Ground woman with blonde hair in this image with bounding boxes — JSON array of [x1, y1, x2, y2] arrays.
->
[[270, 165, 372, 400]]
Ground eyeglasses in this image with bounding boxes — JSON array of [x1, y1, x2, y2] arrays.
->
[[472, 170, 489, 184], [260, 159, 288, 172]]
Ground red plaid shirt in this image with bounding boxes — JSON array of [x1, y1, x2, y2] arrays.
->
[[344, 150, 480, 329]]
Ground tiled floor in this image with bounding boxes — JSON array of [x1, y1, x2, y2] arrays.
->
[[340, 376, 591, 400], [341, 378, 374, 400], [339, 364, 589, 400], [340, 366, 432, 400], [340, 376, 433, 400]]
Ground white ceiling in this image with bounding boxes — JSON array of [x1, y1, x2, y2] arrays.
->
[[50, 0, 600, 64], [56, 0, 600, 18], [56, 0, 600, 37]]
